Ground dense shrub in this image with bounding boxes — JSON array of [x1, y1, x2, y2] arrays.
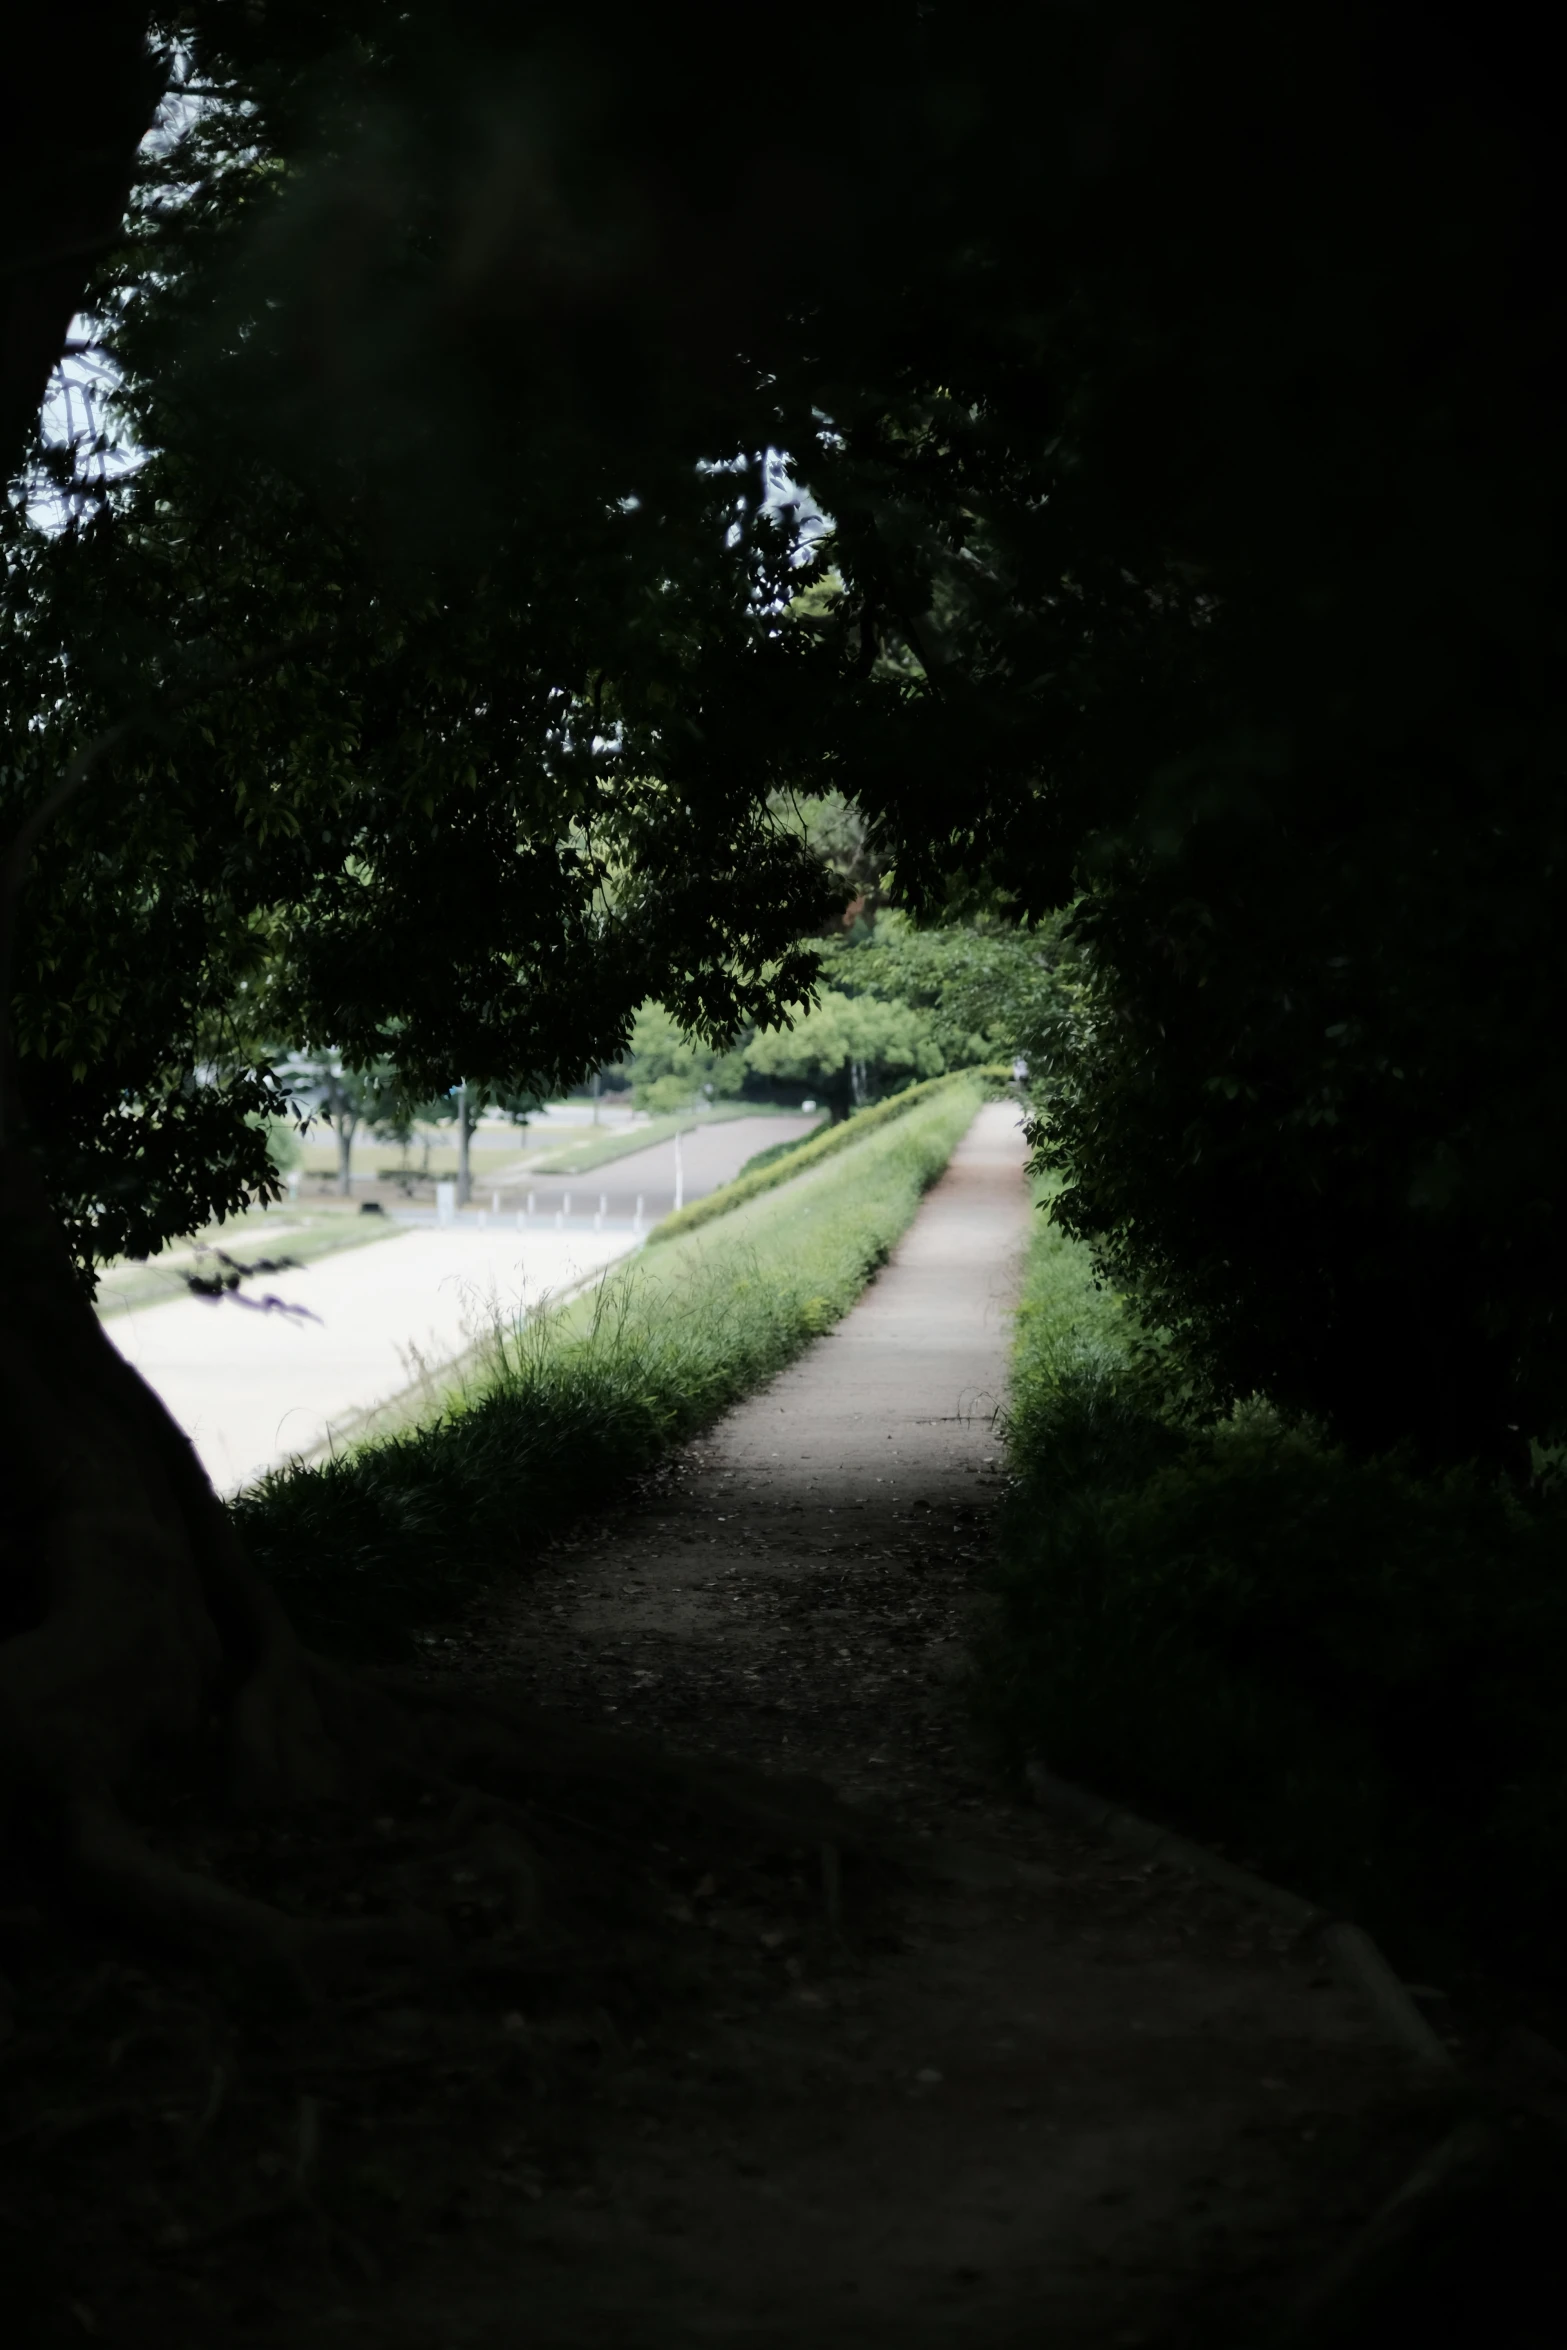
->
[[985, 1186, 1567, 1989]]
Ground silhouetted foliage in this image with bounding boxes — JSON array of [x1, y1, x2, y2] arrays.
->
[[4, 2, 1563, 1458]]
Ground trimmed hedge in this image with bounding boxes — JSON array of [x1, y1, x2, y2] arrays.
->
[[980, 1177, 1567, 1996]]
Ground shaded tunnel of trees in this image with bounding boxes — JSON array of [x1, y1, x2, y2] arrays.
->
[[1, 0, 1563, 2004]]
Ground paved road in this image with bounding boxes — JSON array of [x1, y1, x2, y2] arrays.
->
[[107, 1107, 818, 1494], [109, 1226, 636, 1495], [473, 1111, 818, 1222]]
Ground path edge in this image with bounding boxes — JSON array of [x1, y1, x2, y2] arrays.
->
[[1019, 1757, 1504, 2339], [1022, 1756, 1456, 2068], [287, 1247, 642, 1480]]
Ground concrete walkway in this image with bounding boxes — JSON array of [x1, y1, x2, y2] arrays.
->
[[714, 1095, 1032, 1510], [105, 1105, 811, 1494], [109, 1226, 635, 1495], [401, 1099, 1425, 2350]]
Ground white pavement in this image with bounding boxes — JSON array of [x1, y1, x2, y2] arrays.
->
[[108, 1225, 637, 1495], [103, 1104, 813, 1496], [712, 1096, 1033, 1504]]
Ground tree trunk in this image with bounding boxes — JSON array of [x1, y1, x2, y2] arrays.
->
[[0, 1141, 388, 1976], [0, 36, 456, 1985], [456, 1081, 472, 1206], [0, 12, 166, 473], [335, 1110, 358, 1197]]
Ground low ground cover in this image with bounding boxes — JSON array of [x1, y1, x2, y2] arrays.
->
[[982, 1177, 1567, 1999], [236, 1078, 984, 1658]]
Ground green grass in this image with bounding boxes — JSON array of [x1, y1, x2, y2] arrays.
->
[[736, 1130, 824, 1181], [650, 1067, 1009, 1246], [528, 1101, 800, 1177], [234, 1077, 984, 1660], [980, 1179, 1567, 1996]]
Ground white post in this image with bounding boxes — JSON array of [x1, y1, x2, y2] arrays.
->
[[634, 1193, 644, 1233], [594, 1191, 605, 1231], [436, 1180, 456, 1227], [516, 1208, 525, 1232], [562, 1191, 572, 1221], [491, 1189, 500, 1215], [673, 1128, 684, 1213], [455, 1080, 471, 1206], [527, 1191, 536, 1218]]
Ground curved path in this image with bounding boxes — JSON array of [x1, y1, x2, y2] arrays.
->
[[491, 1111, 820, 1222], [334, 1103, 1431, 2349]]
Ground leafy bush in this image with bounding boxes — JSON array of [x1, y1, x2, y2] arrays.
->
[[984, 1186, 1567, 1989], [236, 1078, 982, 1657], [742, 986, 946, 1105], [624, 1003, 746, 1111], [1033, 796, 1567, 1472]]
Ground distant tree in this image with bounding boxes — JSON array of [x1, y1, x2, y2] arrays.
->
[[625, 1005, 746, 1113], [745, 990, 944, 1117], [273, 1055, 409, 1198], [823, 913, 1078, 1076]]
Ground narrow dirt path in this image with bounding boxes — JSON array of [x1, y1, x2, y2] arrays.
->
[[287, 1101, 1434, 2350], [456, 1098, 1030, 1811]]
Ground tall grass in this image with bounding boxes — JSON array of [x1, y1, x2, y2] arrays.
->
[[235, 1078, 983, 1658], [983, 1179, 1567, 1993]]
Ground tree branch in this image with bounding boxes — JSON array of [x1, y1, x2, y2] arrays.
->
[[0, 636, 326, 1147]]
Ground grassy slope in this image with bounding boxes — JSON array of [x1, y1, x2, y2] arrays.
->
[[236, 1078, 983, 1660], [651, 1067, 1009, 1246], [982, 1178, 1567, 1994]]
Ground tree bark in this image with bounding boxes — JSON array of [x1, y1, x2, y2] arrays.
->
[[335, 1110, 358, 1197], [456, 1081, 472, 1206], [0, 1140, 373, 1972]]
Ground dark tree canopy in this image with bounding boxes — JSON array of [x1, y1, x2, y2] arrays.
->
[[4, 0, 1564, 1462]]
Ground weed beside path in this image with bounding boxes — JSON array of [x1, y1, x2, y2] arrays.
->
[[982, 1174, 1567, 2018]]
